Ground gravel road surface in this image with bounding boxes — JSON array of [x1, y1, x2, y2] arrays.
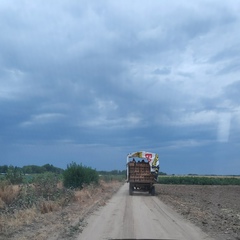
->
[[78, 183, 214, 240]]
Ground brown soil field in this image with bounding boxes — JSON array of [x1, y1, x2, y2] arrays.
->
[[156, 184, 240, 240]]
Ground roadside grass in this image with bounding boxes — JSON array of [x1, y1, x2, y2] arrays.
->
[[0, 173, 74, 237], [99, 174, 125, 182], [0, 172, 123, 238], [158, 175, 240, 185], [0, 180, 19, 207], [0, 207, 38, 235]]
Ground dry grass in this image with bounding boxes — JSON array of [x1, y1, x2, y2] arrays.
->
[[0, 198, 5, 209], [0, 180, 123, 239], [0, 180, 71, 238], [39, 201, 59, 214], [74, 180, 117, 204], [75, 186, 94, 202], [0, 207, 38, 236], [0, 181, 20, 206]]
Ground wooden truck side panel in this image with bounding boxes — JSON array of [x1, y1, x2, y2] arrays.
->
[[128, 161, 155, 183]]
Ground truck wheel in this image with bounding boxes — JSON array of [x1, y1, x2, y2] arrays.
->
[[129, 183, 133, 195], [151, 186, 155, 196]]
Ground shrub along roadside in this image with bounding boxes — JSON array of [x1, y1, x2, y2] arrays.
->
[[63, 162, 99, 189], [0, 161, 116, 216], [0, 172, 74, 215], [158, 176, 240, 185], [5, 166, 24, 184]]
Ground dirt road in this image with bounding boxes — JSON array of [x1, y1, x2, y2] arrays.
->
[[78, 183, 214, 240]]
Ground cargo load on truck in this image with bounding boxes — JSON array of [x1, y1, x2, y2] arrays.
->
[[127, 151, 159, 195]]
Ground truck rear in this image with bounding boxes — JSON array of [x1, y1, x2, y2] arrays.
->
[[127, 151, 159, 196]]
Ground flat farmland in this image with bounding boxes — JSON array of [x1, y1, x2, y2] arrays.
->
[[156, 184, 240, 240]]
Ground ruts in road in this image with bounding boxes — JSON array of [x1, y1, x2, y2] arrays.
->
[[78, 183, 214, 240]]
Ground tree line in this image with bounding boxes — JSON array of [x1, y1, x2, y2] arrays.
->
[[98, 170, 126, 175], [0, 164, 127, 176], [0, 164, 63, 174], [0, 164, 127, 186]]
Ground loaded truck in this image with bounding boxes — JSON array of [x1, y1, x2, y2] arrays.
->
[[126, 151, 159, 196]]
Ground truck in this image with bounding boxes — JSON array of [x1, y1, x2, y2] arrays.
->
[[126, 151, 159, 196]]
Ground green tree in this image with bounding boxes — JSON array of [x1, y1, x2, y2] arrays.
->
[[63, 162, 99, 188], [22, 165, 44, 174], [0, 165, 8, 173], [5, 166, 23, 184], [42, 164, 63, 174]]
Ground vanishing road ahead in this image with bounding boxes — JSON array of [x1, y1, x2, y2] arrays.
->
[[78, 183, 214, 240]]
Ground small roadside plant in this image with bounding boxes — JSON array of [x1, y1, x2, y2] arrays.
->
[[32, 172, 59, 199]]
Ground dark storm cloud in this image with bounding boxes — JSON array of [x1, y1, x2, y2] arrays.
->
[[1, 0, 240, 174]]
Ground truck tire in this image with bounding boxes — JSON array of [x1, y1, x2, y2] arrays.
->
[[129, 183, 133, 195], [151, 186, 155, 196]]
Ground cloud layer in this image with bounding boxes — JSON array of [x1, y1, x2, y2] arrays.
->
[[1, 1, 240, 174]]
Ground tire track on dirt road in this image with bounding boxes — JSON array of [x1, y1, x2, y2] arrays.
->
[[78, 183, 215, 240]]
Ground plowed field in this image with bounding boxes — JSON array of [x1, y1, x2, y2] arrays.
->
[[156, 184, 240, 240]]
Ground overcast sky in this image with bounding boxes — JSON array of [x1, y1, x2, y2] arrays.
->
[[1, 0, 240, 174]]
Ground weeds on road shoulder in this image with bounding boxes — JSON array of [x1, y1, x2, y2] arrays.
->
[[0, 173, 74, 238], [0, 180, 19, 207], [0, 207, 38, 238], [0, 177, 123, 239], [63, 217, 86, 238]]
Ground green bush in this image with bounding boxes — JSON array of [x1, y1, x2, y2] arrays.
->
[[63, 162, 99, 188], [5, 166, 23, 184], [32, 172, 60, 199]]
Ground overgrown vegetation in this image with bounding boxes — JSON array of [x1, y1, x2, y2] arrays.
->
[[0, 162, 125, 238], [63, 162, 99, 188], [0, 173, 74, 214], [0, 161, 102, 216], [98, 170, 126, 182], [158, 176, 240, 185]]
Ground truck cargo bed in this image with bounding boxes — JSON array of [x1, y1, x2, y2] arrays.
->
[[126, 151, 159, 196], [128, 162, 155, 183]]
